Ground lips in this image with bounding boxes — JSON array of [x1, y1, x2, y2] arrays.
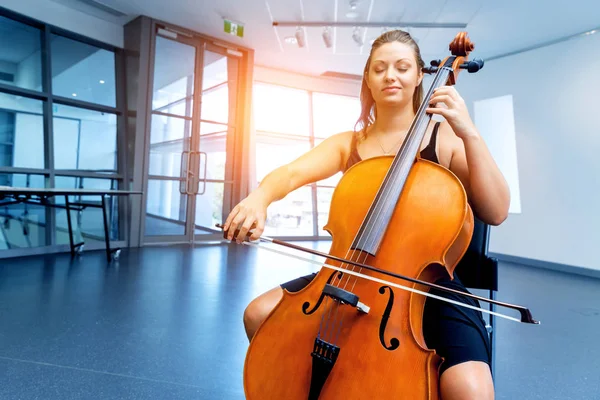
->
[[382, 86, 401, 92]]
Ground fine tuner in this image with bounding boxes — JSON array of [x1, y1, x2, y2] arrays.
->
[[423, 58, 484, 74]]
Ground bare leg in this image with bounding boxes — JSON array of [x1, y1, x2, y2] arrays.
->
[[440, 361, 494, 400], [243, 286, 283, 341]]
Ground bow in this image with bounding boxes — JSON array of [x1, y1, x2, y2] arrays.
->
[[216, 224, 540, 325]]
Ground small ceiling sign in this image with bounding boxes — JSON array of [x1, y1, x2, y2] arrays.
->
[[224, 19, 244, 38]]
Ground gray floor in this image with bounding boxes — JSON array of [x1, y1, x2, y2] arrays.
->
[[0, 242, 598, 399]]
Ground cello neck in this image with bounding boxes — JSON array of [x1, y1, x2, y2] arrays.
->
[[398, 57, 456, 167]]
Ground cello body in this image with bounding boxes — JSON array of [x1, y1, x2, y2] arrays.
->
[[243, 156, 474, 399]]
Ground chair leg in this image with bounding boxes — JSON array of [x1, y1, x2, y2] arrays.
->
[[488, 289, 496, 380]]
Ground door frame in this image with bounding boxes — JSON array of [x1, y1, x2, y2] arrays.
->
[[192, 42, 242, 243]]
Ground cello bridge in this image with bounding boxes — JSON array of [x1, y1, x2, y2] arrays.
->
[[322, 284, 369, 314]]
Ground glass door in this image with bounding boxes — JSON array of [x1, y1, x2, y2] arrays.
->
[[193, 44, 239, 240], [144, 33, 197, 242], [143, 29, 241, 244]]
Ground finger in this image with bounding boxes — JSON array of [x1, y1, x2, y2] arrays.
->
[[223, 205, 239, 231], [224, 212, 238, 238], [429, 94, 454, 107], [228, 214, 246, 240], [237, 217, 256, 242], [433, 86, 457, 99], [445, 86, 460, 101], [250, 217, 265, 241], [433, 85, 451, 93], [426, 107, 448, 117]]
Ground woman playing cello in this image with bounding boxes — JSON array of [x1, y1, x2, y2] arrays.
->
[[223, 29, 509, 400]]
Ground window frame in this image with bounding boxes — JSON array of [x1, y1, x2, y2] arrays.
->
[[0, 6, 127, 254], [253, 80, 361, 239]]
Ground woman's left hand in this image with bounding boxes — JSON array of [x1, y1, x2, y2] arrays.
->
[[427, 86, 479, 140]]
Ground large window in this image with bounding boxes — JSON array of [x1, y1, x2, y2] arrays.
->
[[0, 15, 42, 92], [253, 82, 360, 238], [0, 93, 45, 169], [0, 172, 46, 250], [53, 105, 117, 171], [0, 10, 123, 252]]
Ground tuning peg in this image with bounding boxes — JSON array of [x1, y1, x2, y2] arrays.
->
[[460, 58, 484, 73], [423, 59, 441, 74], [422, 66, 438, 74]]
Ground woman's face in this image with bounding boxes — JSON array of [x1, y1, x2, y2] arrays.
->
[[366, 41, 423, 108]]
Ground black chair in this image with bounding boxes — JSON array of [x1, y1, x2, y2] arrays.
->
[[453, 217, 498, 378]]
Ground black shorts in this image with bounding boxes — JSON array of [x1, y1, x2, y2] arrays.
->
[[281, 271, 491, 375]]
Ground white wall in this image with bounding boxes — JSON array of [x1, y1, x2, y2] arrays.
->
[[1, 0, 123, 48], [456, 32, 600, 271]]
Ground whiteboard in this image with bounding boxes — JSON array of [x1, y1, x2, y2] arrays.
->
[[474, 95, 522, 214]]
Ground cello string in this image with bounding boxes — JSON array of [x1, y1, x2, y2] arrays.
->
[[328, 67, 451, 341], [318, 166, 391, 340], [327, 251, 371, 344], [341, 68, 446, 292], [339, 66, 449, 294], [311, 65, 450, 344], [317, 240, 365, 341], [322, 250, 371, 342]]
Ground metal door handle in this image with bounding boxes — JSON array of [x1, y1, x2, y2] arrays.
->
[[187, 151, 206, 195], [180, 151, 208, 196], [197, 151, 207, 195], [179, 151, 191, 194]]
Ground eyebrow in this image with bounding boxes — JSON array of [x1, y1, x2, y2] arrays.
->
[[372, 58, 412, 64]]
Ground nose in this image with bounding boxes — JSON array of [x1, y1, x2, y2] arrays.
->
[[384, 68, 395, 83]]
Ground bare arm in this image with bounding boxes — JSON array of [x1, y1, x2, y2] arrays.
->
[[223, 131, 352, 241], [448, 129, 510, 225], [255, 131, 351, 204], [427, 86, 510, 225]]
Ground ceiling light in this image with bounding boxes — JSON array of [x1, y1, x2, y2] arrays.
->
[[322, 27, 333, 48], [346, 0, 359, 18], [99, 80, 105, 84], [295, 27, 306, 48], [352, 27, 363, 46], [72, 93, 77, 97], [284, 36, 297, 44]]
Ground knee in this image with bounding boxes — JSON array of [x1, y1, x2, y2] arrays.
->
[[453, 378, 493, 400], [243, 300, 265, 339], [440, 362, 494, 400], [243, 288, 281, 341]]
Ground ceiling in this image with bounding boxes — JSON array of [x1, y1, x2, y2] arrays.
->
[[49, 0, 600, 78]]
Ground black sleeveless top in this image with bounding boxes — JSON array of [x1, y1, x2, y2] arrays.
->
[[343, 121, 441, 172]]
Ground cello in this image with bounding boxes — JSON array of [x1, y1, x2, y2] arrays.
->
[[221, 32, 538, 399]]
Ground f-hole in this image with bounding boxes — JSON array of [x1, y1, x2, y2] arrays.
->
[[378, 286, 400, 350]]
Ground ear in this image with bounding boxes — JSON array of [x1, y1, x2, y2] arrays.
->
[[417, 70, 423, 87]]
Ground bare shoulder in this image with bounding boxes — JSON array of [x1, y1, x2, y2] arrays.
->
[[329, 129, 355, 146], [321, 130, 355, 169]]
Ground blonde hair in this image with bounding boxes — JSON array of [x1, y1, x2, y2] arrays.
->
[[354, 30, 425, 140]]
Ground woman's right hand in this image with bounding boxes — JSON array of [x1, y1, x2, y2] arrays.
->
[[223, 190, 269, 242]]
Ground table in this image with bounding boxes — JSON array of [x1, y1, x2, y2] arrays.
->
[[0, 187, 142, 261]]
